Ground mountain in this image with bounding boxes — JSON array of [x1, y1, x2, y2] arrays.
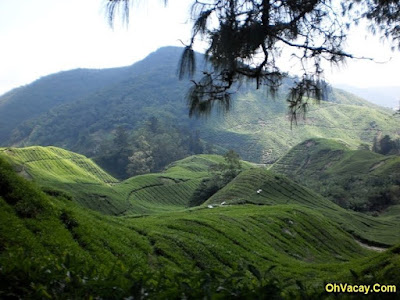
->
[[201, 86, 399, 163], [1, 47, 197, 150], [0, 46, 399, 166], [336, 84, 400, 109], [0, 67, 134, 145]]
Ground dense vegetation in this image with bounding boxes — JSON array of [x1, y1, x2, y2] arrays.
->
[[189, 150, 243, 207], [0, 146, 250, 215], [0, 67, 132, 144], [1, 144, 400, 298], [272, 138, 400, 212], [95, 118, 206, 179], [1, 46, 399, 298], [0, 47, 398, 166], [372, 134, 400, 155]]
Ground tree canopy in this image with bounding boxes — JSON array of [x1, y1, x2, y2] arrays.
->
[[107, 0, 400, 120]]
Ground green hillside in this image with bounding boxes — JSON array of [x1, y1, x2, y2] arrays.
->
[[1, 154, 399, 298], [203, 90, 399, 163], [271, 138, 400, 211], [206, 167, 400, 246], [0, 146, 252, 215], [0, 146, 130, 215], [3, 145, 398, 247], [119, 154, 254, 215], [0, 146, 117, 184], [206, 168, 336, 209], [0, 47, 398, 166]]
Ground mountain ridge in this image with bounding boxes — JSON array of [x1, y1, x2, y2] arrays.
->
[[336, 84, 400, 109], [0, 46, 398, 165]]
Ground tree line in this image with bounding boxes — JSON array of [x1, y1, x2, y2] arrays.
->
[[95, 117, 210, 179]]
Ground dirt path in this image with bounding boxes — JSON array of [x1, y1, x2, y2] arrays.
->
[[355, 239, 387, 252]]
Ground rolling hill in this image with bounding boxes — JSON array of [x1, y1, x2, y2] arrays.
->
[[206, 166, 400, 246], [1, 144, 399, 247], [0, 146, 253, 215], [271, 138, 400, 211], [1, 147, 400, 298], [0, 47, 398, 165]]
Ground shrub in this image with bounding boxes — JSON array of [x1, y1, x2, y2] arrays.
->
[[0, 157, 47, 218]]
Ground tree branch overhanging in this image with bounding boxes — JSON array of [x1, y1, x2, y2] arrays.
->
[[106, 0, 400, 121]]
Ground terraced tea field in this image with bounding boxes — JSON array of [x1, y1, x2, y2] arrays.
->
[[0, 147, 252, 215], [2, 145, 399, 246], [202, 90, 400, 163], [271, 138, 400, 212], [0, 146, 117, 184], [207, 167, 400, 247], [0, 145, 399, 298]]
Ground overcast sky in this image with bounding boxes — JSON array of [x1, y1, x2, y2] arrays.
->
[[1, 0, 399, 96]]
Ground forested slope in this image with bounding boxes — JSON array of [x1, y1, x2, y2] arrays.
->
[[0, 47, 398, 165], [0, 67, 135, 144]]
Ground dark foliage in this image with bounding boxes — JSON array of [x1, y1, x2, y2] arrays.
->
[[42, 187, 73, 201], [0, 249, 288, 300], [107, 0, 400, 120], [0, 157, 46, 218], [372, 134, 400, 155], [189, 150, 242, 206], [95, 118, 206, 179], [189, 178, 221, 207]]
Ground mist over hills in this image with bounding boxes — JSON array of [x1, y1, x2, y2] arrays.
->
[[336, 84, 400, 109], [0, 46, 399, 165]]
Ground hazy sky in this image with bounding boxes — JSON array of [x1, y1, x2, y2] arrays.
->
[[1, 0, 399, 96]]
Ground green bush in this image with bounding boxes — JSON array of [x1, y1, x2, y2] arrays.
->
[[0, 157, 47, 218]]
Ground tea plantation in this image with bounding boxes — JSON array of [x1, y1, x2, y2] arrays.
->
[[0, 145, 399, 299]]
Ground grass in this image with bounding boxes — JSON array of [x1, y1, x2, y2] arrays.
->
[[206, 168, 337, 209], [1, 172, 399, 297], [0, 146, 117, 184]]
